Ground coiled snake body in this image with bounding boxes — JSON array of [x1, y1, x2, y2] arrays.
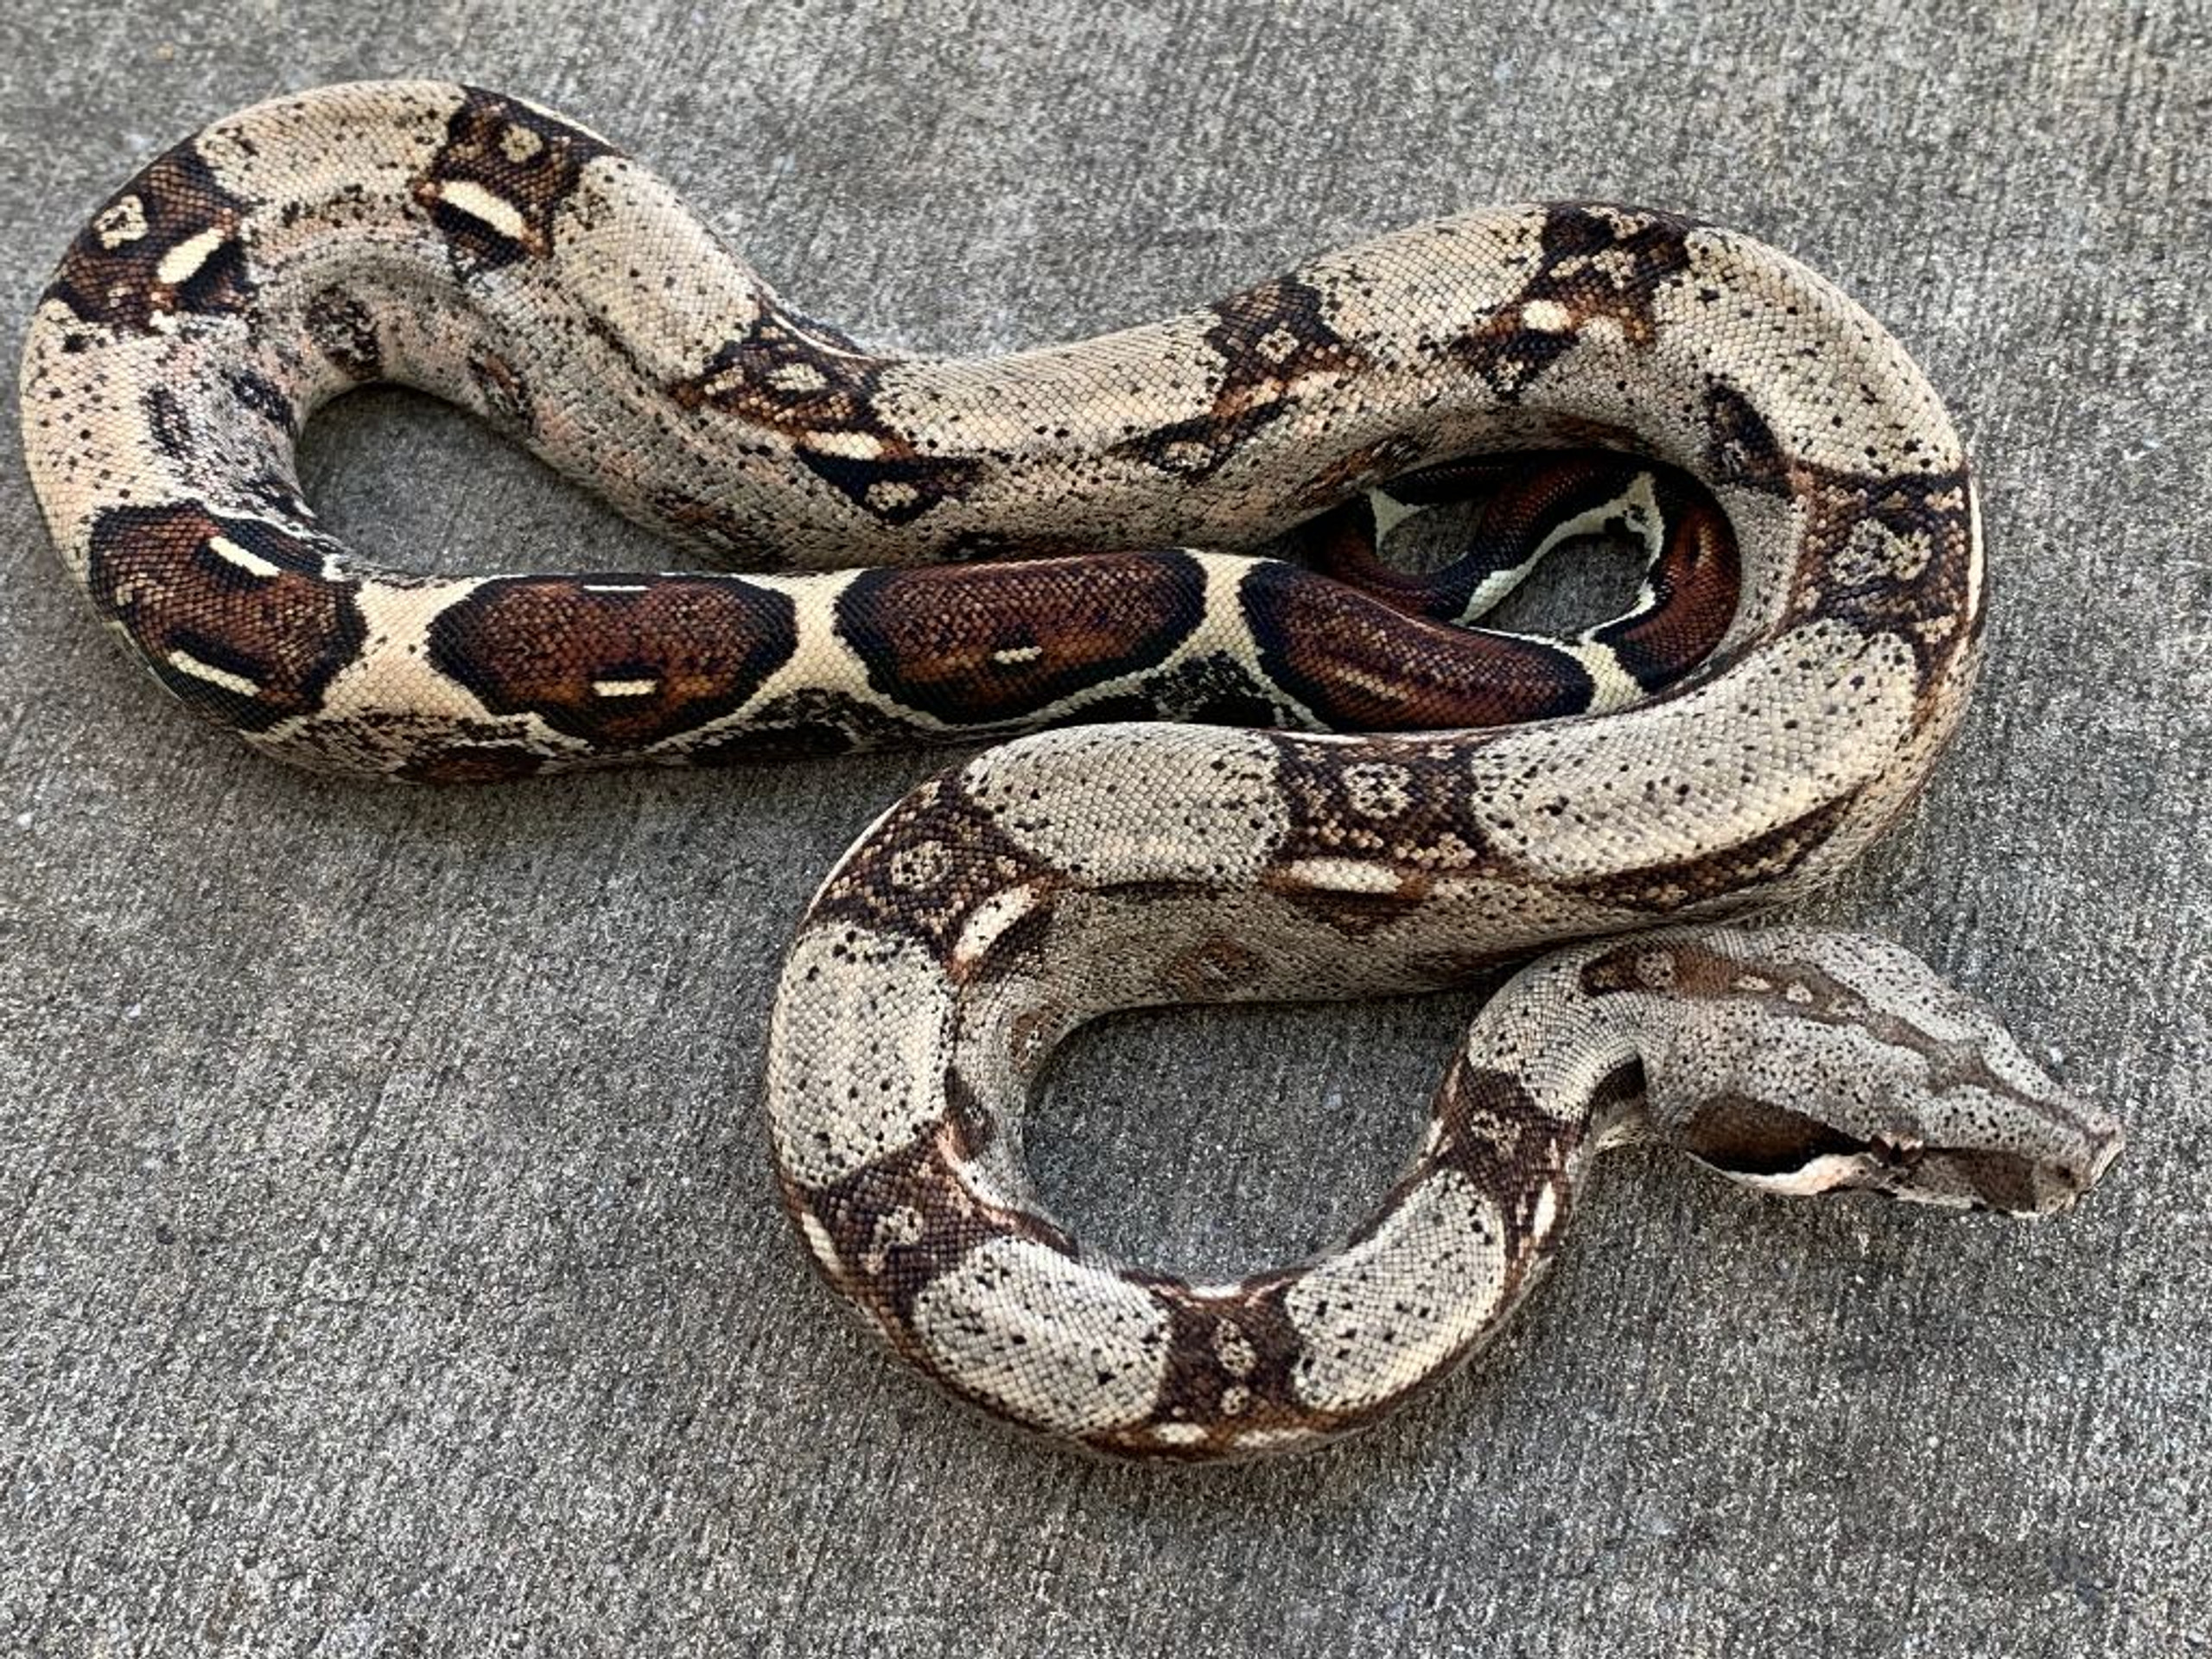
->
[[22, 82, 2121, 1460]]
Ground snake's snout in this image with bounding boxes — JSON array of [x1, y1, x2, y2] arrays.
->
[[1877, 1112, 2124, 1217], [1870, 1044, 2126, 1219], [2017, 1111, 2126, 1215]]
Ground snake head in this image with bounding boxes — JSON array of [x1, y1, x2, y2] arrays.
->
[[1592, 928, 2124, 1217]]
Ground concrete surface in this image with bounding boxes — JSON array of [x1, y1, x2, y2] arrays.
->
[[1, 2, 2205, 1654]]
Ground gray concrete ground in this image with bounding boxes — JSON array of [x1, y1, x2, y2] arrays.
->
[[2, 2, 2205, 1654]]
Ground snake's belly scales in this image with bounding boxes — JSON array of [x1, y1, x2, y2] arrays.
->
[[26, 82, 2120, 1463]]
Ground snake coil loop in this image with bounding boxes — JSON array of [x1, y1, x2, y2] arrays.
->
[[22, 82, 2120, 1461]]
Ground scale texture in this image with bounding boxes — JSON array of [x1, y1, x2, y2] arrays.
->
[[22, 78, 2126, 1459], [0, 0, 2204, 1651]]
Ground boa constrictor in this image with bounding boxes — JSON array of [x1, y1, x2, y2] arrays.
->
[[22, 81, 2121, 1461]]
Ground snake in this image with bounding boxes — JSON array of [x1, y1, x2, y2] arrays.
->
[[22, 81, 2123, 1462]]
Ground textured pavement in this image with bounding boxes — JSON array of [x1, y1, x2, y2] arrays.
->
[[1, 3, 2206, 1655]]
